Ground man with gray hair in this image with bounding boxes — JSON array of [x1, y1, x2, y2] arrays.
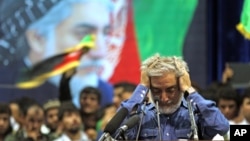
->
[[0, 0, 128, 107], [116, 53, 229, 140]]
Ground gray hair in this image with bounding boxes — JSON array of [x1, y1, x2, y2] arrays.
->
[[140, 53, 189, 77]]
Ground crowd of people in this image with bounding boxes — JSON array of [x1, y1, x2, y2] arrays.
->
[[0, 78, 136, 141]]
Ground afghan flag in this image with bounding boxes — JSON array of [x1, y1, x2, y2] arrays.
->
[[109, 0, 198, 84], [16, 34, 95, 89], [236, 0, 250, 39]]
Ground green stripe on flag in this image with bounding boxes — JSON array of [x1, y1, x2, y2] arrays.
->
[[236, 0, 250, 39], [132, 0, 198, 60]]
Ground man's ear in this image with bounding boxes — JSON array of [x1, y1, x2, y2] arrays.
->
[[25, 30, 45, 53]]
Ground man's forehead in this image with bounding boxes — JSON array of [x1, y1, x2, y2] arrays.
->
[[0, 113, 10, 117], [27, 106, 44, 114], [63, 110, 79, 117], [70, 2, 111, 24], [81, 93, 98, 98], [243, 98, 250, 103], [151, 73, 177, 85]]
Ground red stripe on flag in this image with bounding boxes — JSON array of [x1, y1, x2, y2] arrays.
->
[[109, 0, 140, 84], [54, 50, 82, 70]]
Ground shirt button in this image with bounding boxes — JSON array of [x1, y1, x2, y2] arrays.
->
[[166, 133, 169, 136], [167, 117, 170, 120], [142, 90, 146, 94]]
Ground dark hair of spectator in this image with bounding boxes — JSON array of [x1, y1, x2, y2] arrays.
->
[[0, 102, 13, 136], [80, 86, 102, 104], [58, 101, 79, 121]]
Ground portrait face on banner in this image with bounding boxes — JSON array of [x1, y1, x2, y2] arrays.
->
[[70, 0, 128, 81], [0, 0, 128, 105], [0, 0, 127, 81]]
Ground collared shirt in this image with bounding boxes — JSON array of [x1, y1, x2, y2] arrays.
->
[[53, 131, 90, 141], [229, 118, 250, 125], [120, 84, 230, 141]]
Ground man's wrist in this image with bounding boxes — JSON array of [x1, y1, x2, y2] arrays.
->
[[185, 87, 196, 95], [140, 83, 149, 88]]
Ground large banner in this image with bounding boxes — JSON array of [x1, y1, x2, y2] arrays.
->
[[111, 0, 198, 84], [0, 0, 197, 104]]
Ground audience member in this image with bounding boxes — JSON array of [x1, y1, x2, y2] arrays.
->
[[54, 101, 90, 141], [79, 86, 102, 140], [8, 100, 23, 133], [5, 102, 50, 141], [8, 97, 38, 134], [0, 103, 12, 141], [216, 87, 240, 120], [239, 87, 250, 124], [42, 99, 62, 140], [113, 81, 136, 108]]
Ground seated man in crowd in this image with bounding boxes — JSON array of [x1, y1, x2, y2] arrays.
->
[[113, 81, 137, 108], [42, 99, 62, 140], [54, 101, 90, 141], [5, 101, 50, 141], [0, 103, 12, 141]]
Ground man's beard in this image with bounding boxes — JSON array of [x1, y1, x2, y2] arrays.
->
[[151, 93, 183, 114], [68, 126, 80, 134], [48, 124, 57, 133], [158, 97, 182, 114]]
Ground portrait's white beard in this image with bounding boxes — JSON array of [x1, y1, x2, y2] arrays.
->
[[70, 71, 98, 108], [78, 56, 103, 74]]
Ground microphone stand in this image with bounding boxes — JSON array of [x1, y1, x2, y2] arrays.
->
[[154, 96, 162, 141], [99, 132, 118, 141], [115, 130, 126, 140], [184, 92, 199, 140], [136, 97, 149, 141], [99, 133, 111, 141]]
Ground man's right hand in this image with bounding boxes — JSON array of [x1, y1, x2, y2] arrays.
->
[[140, 71, 150, 88], [222, 63, 234, 83], [63, 68, 76, 79]]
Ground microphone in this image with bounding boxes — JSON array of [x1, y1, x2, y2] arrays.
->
[[154, 96, 162, 141], [143, 96, 149, 104], [115, 114, 140, 140], [136, 96, 149, 141], [184, 91, 199, 140], [98, 107, 129, 141]]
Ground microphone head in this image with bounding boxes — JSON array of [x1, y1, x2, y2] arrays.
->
[[125, 114, 140, 130], [143, 96, 149, 103], [153, 96, 160, 102], [103, 107, 128, 134]]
